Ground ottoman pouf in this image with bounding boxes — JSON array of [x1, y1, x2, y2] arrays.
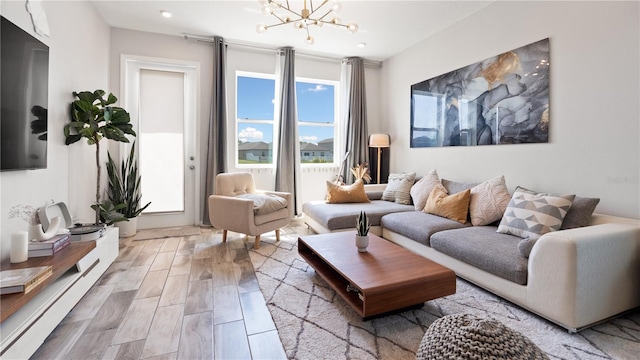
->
[[416, 314, 548, 360]]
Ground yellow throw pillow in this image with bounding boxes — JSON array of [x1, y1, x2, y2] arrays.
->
[[423, 184, 470, 224], [326, 179, 370, 204]]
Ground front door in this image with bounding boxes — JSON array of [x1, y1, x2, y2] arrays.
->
[[121, 55, 200, 229]]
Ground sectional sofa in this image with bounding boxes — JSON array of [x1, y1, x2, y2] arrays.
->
[[302, 175, 640, 333]]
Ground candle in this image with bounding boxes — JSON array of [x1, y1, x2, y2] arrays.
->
[[10, 231, 29, 263]]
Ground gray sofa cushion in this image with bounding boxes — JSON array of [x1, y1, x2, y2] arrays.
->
[[381, 211, 470, 246], [442, 179, 478, 195], [302, 200, 414, 231], [431, 226, 528, 285]]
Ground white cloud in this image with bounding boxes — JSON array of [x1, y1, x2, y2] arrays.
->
[[239, 127, 264, 142], [307, 84, 326, 92], [300, 135, 318, 144]]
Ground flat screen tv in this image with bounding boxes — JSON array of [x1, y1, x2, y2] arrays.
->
[[1, 16, 49, 171]]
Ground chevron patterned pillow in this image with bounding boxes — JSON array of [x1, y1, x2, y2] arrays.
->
[[497, 187, 575, 239]]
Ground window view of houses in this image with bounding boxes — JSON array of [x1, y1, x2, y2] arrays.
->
[[236, 73, 338, 165], [238, 138, 334, 164]]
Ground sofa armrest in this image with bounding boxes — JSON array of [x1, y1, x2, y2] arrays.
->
[[527, 223, 640, 330], [364, 184, 387, 192]]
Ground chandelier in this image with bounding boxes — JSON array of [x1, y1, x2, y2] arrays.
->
[[256, 0, 358, 45]]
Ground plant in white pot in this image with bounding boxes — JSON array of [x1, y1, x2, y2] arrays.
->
[[355, 211, 370, 252], [106, 141, 151, 237], [64, 90, 135, 224]]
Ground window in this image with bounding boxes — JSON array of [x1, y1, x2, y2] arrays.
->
[[236, 72, 338, 167], [237, 73, 275, 165]]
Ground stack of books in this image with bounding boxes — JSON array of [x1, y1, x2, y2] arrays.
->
[[0, 266, 53, 295], [28, 233, 71, 257]]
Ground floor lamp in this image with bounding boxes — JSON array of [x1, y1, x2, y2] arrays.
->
[[369, 134, 390, 184]]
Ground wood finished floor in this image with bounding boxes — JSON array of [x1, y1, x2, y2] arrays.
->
[[32, 227, 290, 360]]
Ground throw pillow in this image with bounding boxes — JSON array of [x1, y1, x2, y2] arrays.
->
[[497, 187, 575, 239], [382, 172, 416, 205], [561, 196, 600, 229], [236, 194, 288, 215], [326, 179, 370, 204], [410, 169, 441, 210], [518, 238, 537, 258], [469, 175, 511, 226], [423, 184, 471, 224]]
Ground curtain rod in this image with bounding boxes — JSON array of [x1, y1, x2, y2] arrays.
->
[[183, 34, 382, 68]]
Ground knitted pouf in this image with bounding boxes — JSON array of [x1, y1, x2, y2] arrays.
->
[[416, 314, 549, 360]]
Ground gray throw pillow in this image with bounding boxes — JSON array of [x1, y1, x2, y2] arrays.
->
[[236, 194, 288, 215], [518, 238, 537, 258], [560, 196, 600, 229]]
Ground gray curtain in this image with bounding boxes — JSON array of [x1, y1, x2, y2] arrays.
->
[[203, 36, 228, 225], [274, 47, 302, 215], [340, 57, 369, 184]]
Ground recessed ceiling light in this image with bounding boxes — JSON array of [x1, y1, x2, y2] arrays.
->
[[357, 43, 366, 48], [160, 10, 172, 18]]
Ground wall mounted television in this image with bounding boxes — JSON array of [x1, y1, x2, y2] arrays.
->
[[1, 16, 49, 171]]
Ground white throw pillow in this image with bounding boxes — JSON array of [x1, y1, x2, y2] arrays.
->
[[381, 173, 416, 205], [410, 169, 440, 210], [469, 175, 511, 226]]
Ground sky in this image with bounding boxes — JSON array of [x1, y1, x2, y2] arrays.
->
[[237, 76, 335, 145]]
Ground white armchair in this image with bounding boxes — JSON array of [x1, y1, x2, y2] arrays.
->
[[208, 172, 293, 249]]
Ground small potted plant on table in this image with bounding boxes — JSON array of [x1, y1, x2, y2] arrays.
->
[[356, 211, 370, 252]]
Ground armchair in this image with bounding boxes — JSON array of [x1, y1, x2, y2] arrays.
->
[[208, 172, 293, 249]]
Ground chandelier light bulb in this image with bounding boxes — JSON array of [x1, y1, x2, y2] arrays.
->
[[347, 23, 358, 33], [331, 17, 342, 25], [305, 35, 315, 45], [261, 5, 273, 15], [256, 24, 268, 33], [331, 3, 342, 13], [294, 21, 305, 29]]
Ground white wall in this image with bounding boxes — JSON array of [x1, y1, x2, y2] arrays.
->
[[0, 1, 110, 262], [381, 1, 640, 219], [108, 30, 382, 218]]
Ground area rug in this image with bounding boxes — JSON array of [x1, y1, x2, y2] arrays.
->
[[248, 232, 640, 360], [131, 225, 201, 241]]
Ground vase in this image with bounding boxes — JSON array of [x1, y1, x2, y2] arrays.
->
[[355, 235, 369, 253], [28, 216, 61, 241], [116, 216, 138, 237]]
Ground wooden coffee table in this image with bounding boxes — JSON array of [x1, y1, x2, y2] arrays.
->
[[298, 232, 456, 319]]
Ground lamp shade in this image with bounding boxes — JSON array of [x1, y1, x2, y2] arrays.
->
[[369, 134, 390, 148]]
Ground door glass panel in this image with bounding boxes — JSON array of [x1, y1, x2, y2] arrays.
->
[[139, 69, 185, 213]]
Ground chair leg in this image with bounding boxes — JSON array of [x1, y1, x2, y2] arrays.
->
[[254, 234, 261, 249], [276, 229, 280, 242], [222, 230, 227, 243]]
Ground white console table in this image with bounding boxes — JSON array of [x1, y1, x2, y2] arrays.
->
[[0, 227, 118, 359]]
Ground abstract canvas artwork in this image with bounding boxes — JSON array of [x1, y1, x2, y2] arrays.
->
[[410, 38, 550, 147]]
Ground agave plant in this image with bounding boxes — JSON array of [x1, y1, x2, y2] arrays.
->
[[356, 211, 370, 236], [106, 141, 151, 219]]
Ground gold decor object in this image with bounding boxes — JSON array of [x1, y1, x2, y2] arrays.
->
[[256, 0, 358, 45]]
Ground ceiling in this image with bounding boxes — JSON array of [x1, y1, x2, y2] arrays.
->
[[91, 1, 493, 61]]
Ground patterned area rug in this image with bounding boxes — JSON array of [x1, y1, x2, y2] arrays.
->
[[248, 231, 640, 360], [131, 225, 201, 241]]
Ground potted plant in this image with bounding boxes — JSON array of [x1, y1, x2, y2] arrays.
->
[[64, 90, 135, 224], [355, 211, 370, 252], [106, 141, 151, 237]]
